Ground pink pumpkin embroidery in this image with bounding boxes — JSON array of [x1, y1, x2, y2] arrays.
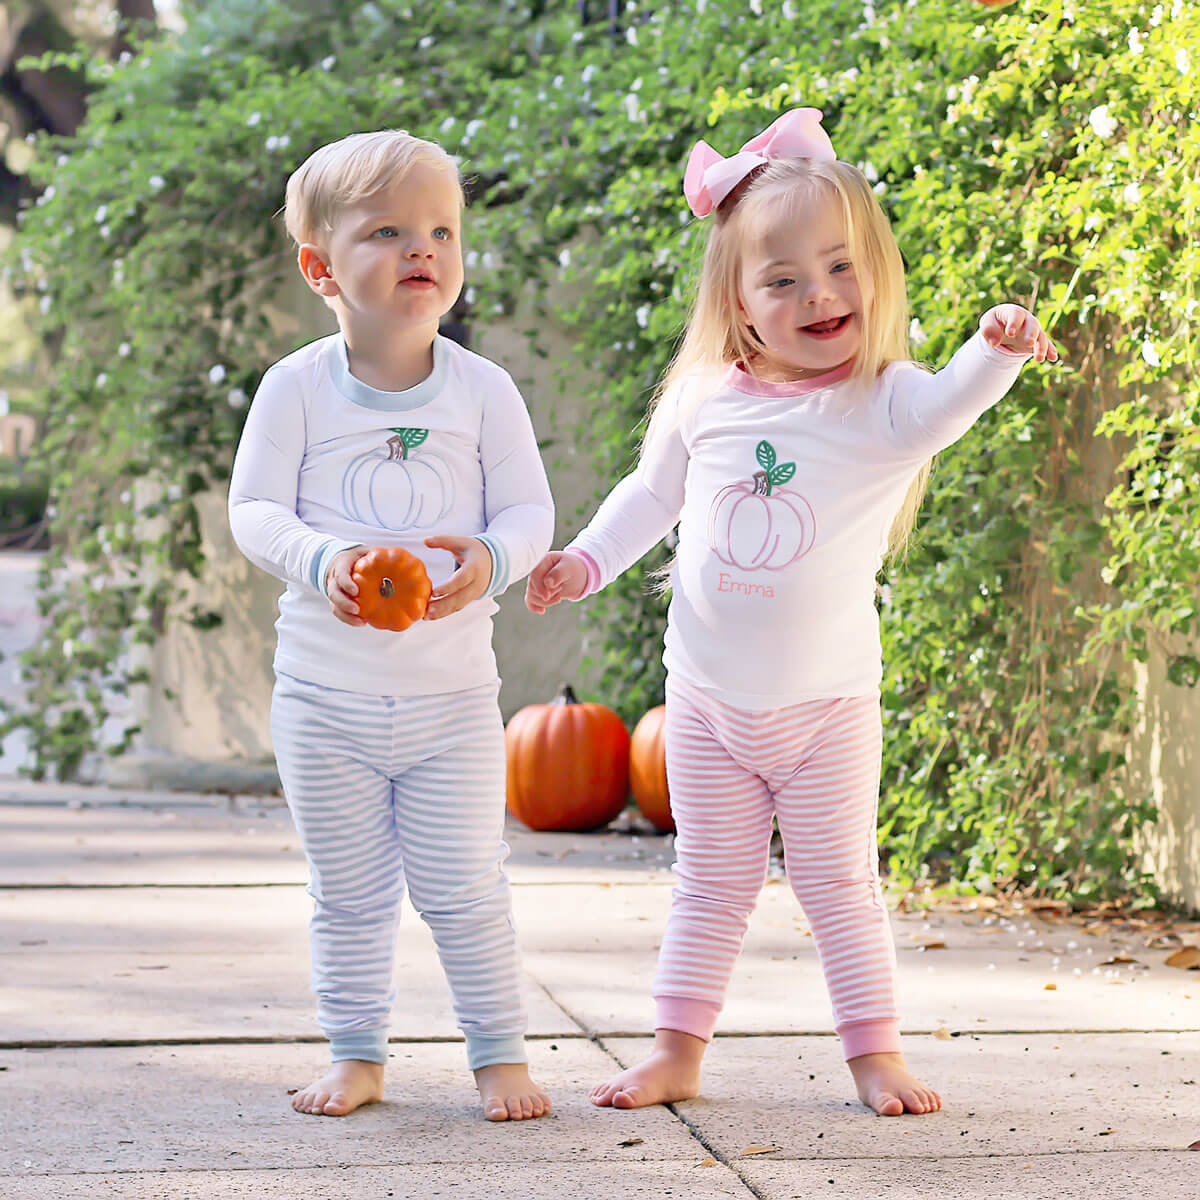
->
[[707, 439, 816, 571]]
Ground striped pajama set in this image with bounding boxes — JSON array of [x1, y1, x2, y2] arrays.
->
[[229, 333, 554, 1070], [566, 332, 1031, 1059]]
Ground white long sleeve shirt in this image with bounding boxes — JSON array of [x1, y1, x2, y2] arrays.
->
[[567, 331, 1029, 709], [228, 333, 554, 695]]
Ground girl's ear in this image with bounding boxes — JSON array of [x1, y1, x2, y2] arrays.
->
[[298, 244, 339, 297]]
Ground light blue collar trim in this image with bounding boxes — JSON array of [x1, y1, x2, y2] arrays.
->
[[330, 334, 449, 411]]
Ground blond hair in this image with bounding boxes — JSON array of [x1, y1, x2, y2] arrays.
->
[[283, 129, 463, 246], [648, 157, 929, 554]]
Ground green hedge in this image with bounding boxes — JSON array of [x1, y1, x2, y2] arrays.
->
[[5, 0, 1197, 901]]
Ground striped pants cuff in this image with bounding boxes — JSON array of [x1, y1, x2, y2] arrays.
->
[[465, 1032, 528, 1070], [329, 1027, 389, 1064]]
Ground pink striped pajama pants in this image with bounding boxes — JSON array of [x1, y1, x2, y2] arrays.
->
[[655, 676, 901, 1061]]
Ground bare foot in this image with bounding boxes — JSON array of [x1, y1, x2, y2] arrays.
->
[[590, 1028, 706, 1109], [847, 1051, 941, 1116], [474, 1062, 552, 1122], [291, 1059, 384, 1116]]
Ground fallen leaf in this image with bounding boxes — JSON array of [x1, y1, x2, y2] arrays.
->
[[739, 1145, 782, 1157], [619, 1136, 644, 1148], [1044, 983, 1057, 991], [1166, 946, 1200, 970], [1188, 1139, 1200, 1151], [1097, 1128, 1116, 1136], [1100, 955, 1140, 966], [697, 1157, 718, 1167], [932, 1026, 953, 1040], [918, 940, 947, 951], [285, 1088, 298, 1095]]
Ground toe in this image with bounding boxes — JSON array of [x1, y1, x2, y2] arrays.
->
[[591, 1083, 618, 1107], [518, 1094, 534, 1120], [506, 1094, 524, 1120], [323, 1090, 350, 1116], [484, 1096, 509, 1121], [876, 1092, 904, 1116], [611, 1086, 643, 1110]]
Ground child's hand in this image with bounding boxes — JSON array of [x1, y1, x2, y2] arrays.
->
[[525, 551, 588, 614], [979, 304, 1060, 363], [423, 535, 491, 620], [325, 546, 368, 627]]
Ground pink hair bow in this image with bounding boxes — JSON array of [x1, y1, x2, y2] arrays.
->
[[683, 107, 836, 218]]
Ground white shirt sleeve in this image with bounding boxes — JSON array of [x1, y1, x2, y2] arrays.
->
[[227, 365, 353, 593], [566, 396, 690, 592], [879, 330, 1031, 458], [476, 371, 555, 596]]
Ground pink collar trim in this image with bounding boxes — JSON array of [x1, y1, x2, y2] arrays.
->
[[725, 358, 854, 397]]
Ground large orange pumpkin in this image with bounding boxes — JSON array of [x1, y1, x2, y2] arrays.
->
[[630, 704, 673, 833], [351, 546, 432, 631], [505, 684, 630, 831]]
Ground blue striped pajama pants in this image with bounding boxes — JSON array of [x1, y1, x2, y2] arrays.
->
[[270, 672, 528, 1070]]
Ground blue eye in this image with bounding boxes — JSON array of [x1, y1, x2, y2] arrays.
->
[[832, 261, 852, 273], [769, 278, 795, 289], [433, 227, 451, 241], [373, 226, 398, 239]]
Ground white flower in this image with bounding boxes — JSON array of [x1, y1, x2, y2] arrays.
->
[[625, 25, 638, 46], [749, 0, 762, 13], [582, 64, 597, 84], [465, 286, 476, 304], [1177, 48, 1191, 75], [863, 161, 879, 183], [862, 3, 876, 26], [43, 186, 56, 202], [873, 181, 887, 196], [148, 175, 165, 191], [208, 364, 227, 385], [623, 94, 642, 122], [782, 0, 797, 16], [247, 112, 262, 127], [465, 119, 483, 140], [1128, 27, 1144, 55], [321, 55, 336, 70], [1123, 182, 1141, 205], [1088, 105, 1118, 139], [909, 317, 927, 346], [167, 483, 184, 501], [1141, 341, 1160, 367], [120, 490, 132, 505], [39, 295, 51, 314], [465, 250, 479, 268], [418, 35, 435, 49], [0, 389, 8, 417], [95, 205, 108, 223], [118, 342, 131, 358], [96, 373, 108, 388], [99, 224, 110, 238], [636, 304, 650, 329], [481, 251, 495, 270], [227, 388, 247, 409], [1150, 3, 1164, 26], [440, 117, 456, 133], [558, 248, 571, 269], [63, 638, 75, 660]]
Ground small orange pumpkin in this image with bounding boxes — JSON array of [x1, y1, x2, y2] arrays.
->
[[630, 704, 673, 833], [505, 684, 630, 831], [351, 546, 432, 631]]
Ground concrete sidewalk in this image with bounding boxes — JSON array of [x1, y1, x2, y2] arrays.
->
[[2, 783, 1198, 1199]]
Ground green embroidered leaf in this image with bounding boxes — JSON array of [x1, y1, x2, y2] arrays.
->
[[392, 428, 429, 452], [756, 440, 776, 471], [769, 462, 795, 487]]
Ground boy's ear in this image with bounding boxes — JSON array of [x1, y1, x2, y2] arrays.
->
[[298, 244, 339, 297]]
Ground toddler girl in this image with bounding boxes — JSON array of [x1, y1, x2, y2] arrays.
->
[[525, 108, 1057, 1116]]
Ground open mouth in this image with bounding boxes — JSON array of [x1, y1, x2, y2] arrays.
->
[[400, 272, 436, 286], [802, 314, 851, 337]]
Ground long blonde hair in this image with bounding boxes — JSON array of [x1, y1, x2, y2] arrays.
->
[[646, 157, 929, 553]]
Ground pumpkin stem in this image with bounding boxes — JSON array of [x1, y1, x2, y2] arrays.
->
[[386, 434, 407, 461], [753, 469, 771, 496], [553, 683, 580, 706]]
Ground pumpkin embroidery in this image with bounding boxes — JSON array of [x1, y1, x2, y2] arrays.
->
[[341, 427, 455, 531], [706, 439, 816, 571]]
